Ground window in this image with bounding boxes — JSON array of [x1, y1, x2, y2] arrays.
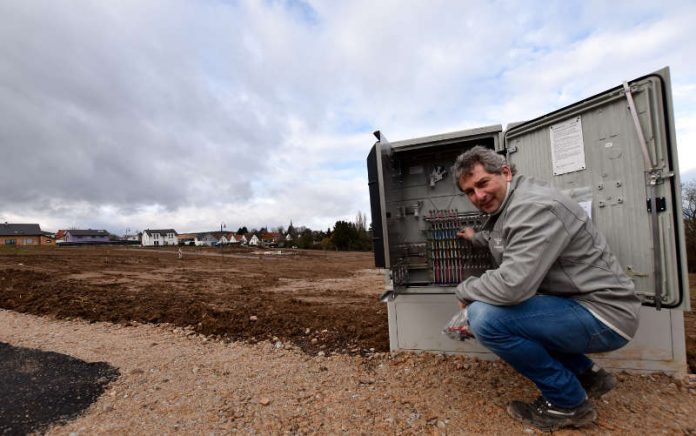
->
[[5, 239, 16, 246]]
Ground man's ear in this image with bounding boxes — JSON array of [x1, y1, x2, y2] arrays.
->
[[501, 165, 513, 182]]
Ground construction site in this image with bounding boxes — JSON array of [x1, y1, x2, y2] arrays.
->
[[1, 246, 696, 433]]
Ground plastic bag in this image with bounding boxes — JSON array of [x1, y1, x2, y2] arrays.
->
[[442, 307, 474, 341]]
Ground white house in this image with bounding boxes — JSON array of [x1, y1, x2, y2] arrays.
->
[[220, 233, 238, 245], [235, 234, 248, 245], [142, 229, 178, 246], [248, 234, 260, 246]]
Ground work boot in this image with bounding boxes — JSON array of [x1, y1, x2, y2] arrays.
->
[[507, 396, 596, 431], [579, 365, 617, 399]]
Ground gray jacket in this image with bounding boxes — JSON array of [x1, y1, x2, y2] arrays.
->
[[455, 175, 641, 339]]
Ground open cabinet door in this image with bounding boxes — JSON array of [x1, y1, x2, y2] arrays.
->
[[504, 67, 689, 310], [367, 125, 502, 278], [367, 132, 392, 269]]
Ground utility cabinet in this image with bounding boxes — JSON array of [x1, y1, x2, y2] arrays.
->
[[367, 67, 690, 374]]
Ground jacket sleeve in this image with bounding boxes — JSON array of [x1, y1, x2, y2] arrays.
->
[[455, 202, 573, 305]]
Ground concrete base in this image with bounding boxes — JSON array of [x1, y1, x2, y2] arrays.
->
[[387, 293, 687, 374]]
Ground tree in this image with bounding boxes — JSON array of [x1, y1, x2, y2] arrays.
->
[[354, 211, 372, 251], [237, 226, 248, 234], [355, 211, 367, 231], [296, 229, 314, 249], [682, 182, 696, 272], [320, 236, 333, 250], [331, 221, 358, 250]]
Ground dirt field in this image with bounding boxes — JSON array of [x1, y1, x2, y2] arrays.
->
[[1, 247, 696, 434], [0, 247, 388, 355]]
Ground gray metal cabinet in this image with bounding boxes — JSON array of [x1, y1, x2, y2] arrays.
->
[[367, 67, 689, 373]]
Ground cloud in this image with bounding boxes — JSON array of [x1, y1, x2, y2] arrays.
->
[[1, 0, 696, 233]]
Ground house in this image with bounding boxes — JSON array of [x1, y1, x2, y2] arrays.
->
[[142, 229, 178, 246], [235, 234, 248, 245], [220, 232, 238, 245], [259, 232, 282, 247], [260, 233, 274, 244], [0, 223, 53, 247], [64, 229, 111, 244], [176, 233, 196, 246], [194, 233, 218, 247], [268, 232, 284, 242], [248, 234, 260, 246], [55, 229, 67, 243]]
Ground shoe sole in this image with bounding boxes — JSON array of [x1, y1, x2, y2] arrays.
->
[[507, 405, 597, 432]]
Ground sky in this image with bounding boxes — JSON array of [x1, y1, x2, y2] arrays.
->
[[1, 0, 696, 235]]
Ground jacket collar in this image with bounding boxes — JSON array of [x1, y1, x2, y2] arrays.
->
[[490, 174, 522, 216]]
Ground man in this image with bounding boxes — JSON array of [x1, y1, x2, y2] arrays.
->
[[453, 146, 640, 431]]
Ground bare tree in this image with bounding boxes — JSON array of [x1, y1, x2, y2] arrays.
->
[[682, 182, 696, 272], [355, 211, 367, 232]]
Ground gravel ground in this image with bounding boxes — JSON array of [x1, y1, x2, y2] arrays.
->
[[2, 309, 696, 434]]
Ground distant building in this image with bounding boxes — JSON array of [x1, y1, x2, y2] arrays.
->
[[55, 229, 67, 243], [0, 223, 53, 247], [194, 233, 218, 247], [64, 229, 111, 244], [142, 229, 178, 246], [220, 232, 238, 245], [260, 232, 283, 247], [176, 233, 196, 246], [123, 233, 140, 242]]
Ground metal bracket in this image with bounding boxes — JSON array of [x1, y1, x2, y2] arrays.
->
[[429, 165, 448, 188], [646, 197, 666, 213], [623, 82, 655, 170], [623, 81, 663, 310]]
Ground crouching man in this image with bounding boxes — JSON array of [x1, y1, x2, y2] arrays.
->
[[453, 146, 640, 431]]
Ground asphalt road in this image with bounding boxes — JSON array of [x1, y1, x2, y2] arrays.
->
[[0, 342, 118, 435]]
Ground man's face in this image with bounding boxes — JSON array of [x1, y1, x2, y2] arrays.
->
[[458, 163, 513, 213]]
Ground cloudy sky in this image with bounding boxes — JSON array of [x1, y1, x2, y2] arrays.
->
[[2, 0, 696, 235]]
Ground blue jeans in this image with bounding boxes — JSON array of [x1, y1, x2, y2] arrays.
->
[[467, 295, 628, 409]]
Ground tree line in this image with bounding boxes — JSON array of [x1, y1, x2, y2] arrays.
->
[[239, 212, 372, 252]]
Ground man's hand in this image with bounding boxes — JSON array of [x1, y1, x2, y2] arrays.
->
[[444, 303, 474, 341], [456, 226, 475, 241]]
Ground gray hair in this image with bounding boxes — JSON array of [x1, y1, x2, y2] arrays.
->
[[452, 145, 517, 191]]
